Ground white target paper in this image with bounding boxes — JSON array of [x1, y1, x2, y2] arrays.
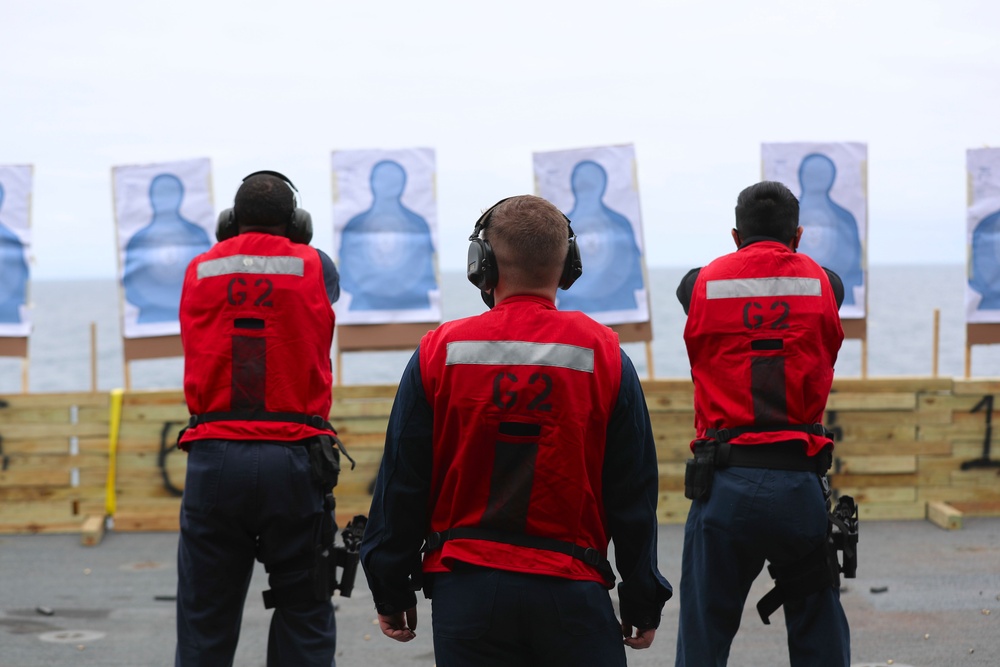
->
[[113, 158, 215, 339], [0, 165, 33, 337], [762, 142, 867, 319], [533, 144, 649, 325], [331, 148, 441, 325], [967, 148, 1000, 323]]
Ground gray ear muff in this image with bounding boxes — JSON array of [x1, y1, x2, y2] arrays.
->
[[216, 208, 238, 241], [559, 226, 583, 290], [467, 236, 497, 291], [288, 208, 313, 245]]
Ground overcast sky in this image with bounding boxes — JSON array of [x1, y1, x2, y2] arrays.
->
[[3, 0, 998, 280]]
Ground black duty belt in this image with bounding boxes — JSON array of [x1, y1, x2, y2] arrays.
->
[[425, 527, 615, 586], [696, 441, 833, 474], [187, 411, 335, 431], [706, 423, 830, 443]]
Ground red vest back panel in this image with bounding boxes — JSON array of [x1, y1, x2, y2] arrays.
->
[[685, 241, 844, 456], [419, 295, 622, 585], [180, 233, 335, 444]]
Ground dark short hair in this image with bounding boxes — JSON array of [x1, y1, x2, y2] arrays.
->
[[734, 181, 799, 243], [233, 174, 294, 228]]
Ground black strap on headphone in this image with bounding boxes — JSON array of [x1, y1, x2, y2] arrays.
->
[[242, 170, 299, 196], [467, 197, 582, 308], [216, 170, 313, 244]]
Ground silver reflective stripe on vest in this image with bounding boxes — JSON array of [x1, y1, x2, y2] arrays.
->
[[445, 341, 595, 373], [706, 277, 822, 299], [196, 255, 304, 280]]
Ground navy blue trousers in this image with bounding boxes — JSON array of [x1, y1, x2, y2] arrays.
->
[[431, 567, 625, 667], [675, 467, 850, 667], [175, 440, 336, 667]]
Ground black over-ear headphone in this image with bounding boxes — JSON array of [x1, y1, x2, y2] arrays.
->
[[467, 197, 583, 297], [216, 170, 313, 244]]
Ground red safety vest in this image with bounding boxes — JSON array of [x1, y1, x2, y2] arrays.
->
[[419, 295, 622, 586], [684, 241, 844, 456], [179, 232, 335, 445]]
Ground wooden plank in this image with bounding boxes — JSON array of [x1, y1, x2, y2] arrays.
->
[[113, 512, 180, 532], [0, 500, 78, 522], [657, 463, 684, 492], [826, 392, 917, 411], [918, 426, 983, 441], [333, 385, 401, 401], [835, 424, 919, 442], [644, 392, 695, 413], [121, 389, 186, 405], [927, 500, 962, 530], [953, 380, 1000, 395], [329, 401, 396, 419], [832, 441, 951, 457], [1, 439, 76, 455], [656, 492, 691, 524], [0, 407, 73, 424], [949, 468, 1000, 487], [119, 405, 191, 422], [0, 469, 71, 487], [918, 486, 1000, 503], [915, 458, 957, 486], [0, 520, 85, 535], [830, 473, 918, 489], [831, 378, 953, 393], [0, 486, 99, 502], [858, 501, 927, 520], [917, 394, 987, 412], [2, 452, 106, 469], [831, 410, 950, 425], [641, 380, 697, 393], [80, 515, 106, 546], [654, 439, 693, 463], [0, 422, 109, 438], [835, 486, 916, 503], [946, 500, 1000, 516], [331, 418, 392, 436], [0, 392, 109, 409], [836, 455, 916, 474]]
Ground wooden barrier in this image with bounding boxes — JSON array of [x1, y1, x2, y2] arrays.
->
[[3, 377, 1000, 537], [0, 392, 110, 534]]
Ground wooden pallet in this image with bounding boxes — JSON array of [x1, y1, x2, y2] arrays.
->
[[4, 376, 1000, 535]]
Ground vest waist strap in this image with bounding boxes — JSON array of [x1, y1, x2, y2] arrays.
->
[[425, 526, 615, 586]]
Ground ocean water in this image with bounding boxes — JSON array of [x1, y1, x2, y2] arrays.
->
[[1, 265, 997, 395]]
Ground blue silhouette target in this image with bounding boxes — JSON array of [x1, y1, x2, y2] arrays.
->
[[971, 208, 1000, 310], [0, 183, 29, 323], [796, 153, 864, 305], [339, 160, 436, 310], [557, 160, 643, 312], [123, 174, 211, 323]]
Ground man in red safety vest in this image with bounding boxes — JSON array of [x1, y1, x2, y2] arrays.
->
[[175, 171, 342, 667], [674, 180, 851, 667], [361, 194, 671, 666]]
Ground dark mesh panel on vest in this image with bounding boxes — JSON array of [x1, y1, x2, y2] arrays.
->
[[232, 335, 266, 411], [481, 436, 538, 533], [750, 356, 787, 425]]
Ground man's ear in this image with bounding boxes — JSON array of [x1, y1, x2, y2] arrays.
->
[[791, 226, 804, 251], [731, 228, 741, 249]]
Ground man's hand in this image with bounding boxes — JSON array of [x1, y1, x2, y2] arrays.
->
[[378, 607, 418, 642], [622, 622, 656, 650]]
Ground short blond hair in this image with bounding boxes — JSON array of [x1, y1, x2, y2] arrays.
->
[[483, 195, 569, 288]]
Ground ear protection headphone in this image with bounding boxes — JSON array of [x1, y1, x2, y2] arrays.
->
[[467, 197, 583, 301], [216, 170, 313, 244]]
